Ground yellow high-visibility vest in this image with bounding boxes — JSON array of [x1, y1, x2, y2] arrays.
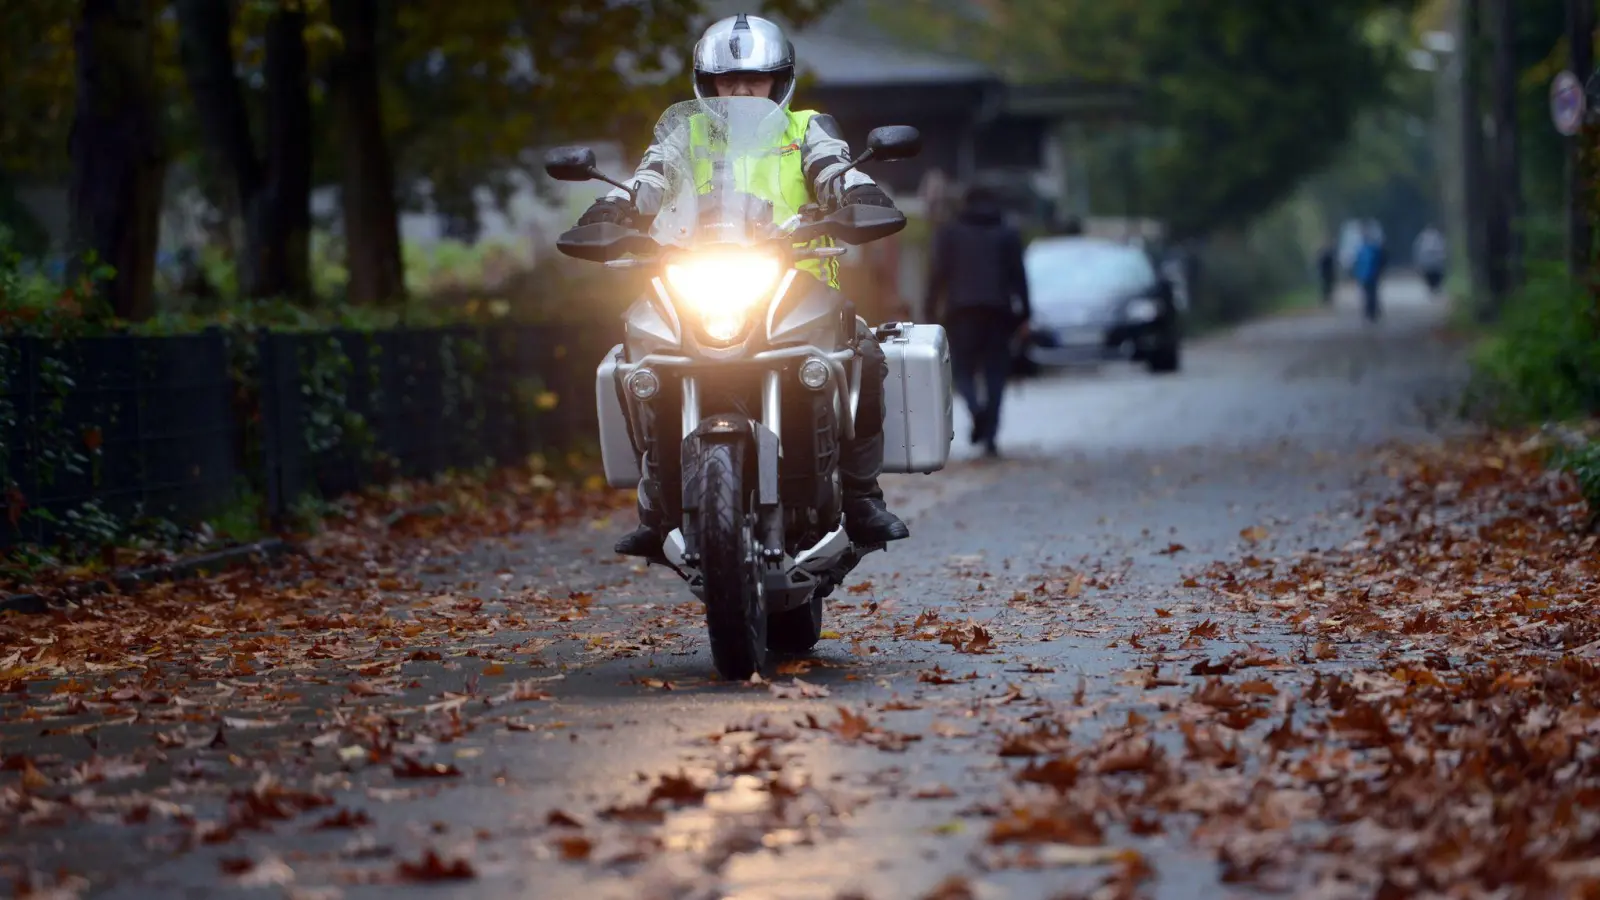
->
[[687, 108, 840, 288]]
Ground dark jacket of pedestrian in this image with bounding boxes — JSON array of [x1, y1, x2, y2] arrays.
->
[[925, 187, 1031, 456], [924, 188, 1031, 327]]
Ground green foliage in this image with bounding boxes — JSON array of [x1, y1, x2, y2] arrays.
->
[[1467, 263, 1600, 425], [0, 177, 51, 258], [1186, 201, 1318, 330], [889, 0, 1418, 238], [1512, 0, 1584, 227], [378, 0, 844, 214], [0, 224, 118, 334], [1554, 439, 1600, 521], [287, 492, 338, 535], [1298, 62, 1437, 246], [0, 1, 75, 177]]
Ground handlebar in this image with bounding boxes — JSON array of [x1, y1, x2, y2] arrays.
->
[[557, 200, 905, 266]]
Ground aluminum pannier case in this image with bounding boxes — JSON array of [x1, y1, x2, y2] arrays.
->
[[878, 322, 954, 474], [595, 345, 643, 488]]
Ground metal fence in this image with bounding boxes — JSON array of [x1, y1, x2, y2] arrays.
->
[[0, 324, 607, 549]]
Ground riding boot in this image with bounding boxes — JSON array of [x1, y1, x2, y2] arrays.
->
[[840, 324, 910, 545], [615, 462, 666, 558], [840, 426, 911, 544]]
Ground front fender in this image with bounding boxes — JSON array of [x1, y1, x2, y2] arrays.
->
[[679, 415, 780, 512], [679, 414, 782, 558]]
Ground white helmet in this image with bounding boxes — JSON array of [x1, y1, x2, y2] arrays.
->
[[691, 14, 797, 110]]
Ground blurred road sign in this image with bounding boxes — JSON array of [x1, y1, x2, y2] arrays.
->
[[1552, 70, 1586, 136]]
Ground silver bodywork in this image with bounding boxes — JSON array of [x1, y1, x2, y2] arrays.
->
[[595, 271, 860, 489]]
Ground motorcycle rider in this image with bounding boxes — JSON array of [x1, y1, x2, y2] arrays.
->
[[573, 13, 911, 559]]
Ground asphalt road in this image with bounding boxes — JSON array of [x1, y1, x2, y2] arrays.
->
[[2, 278, 1467, 900]]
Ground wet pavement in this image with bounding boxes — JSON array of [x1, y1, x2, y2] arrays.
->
[[1, 279, 1468, 899]]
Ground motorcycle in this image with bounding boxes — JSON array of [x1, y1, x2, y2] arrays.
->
[[544, 96, 954, 680]]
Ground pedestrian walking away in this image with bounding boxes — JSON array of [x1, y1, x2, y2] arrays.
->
[[1352, 221, 1387, 323], [1413, 224, 1447, 298], [1317, 242, 1337, 305], [925, 184, 1031, 457]]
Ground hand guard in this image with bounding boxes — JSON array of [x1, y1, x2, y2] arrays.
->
[[577, 196, 638, 228], [842, 184, 896, 210]]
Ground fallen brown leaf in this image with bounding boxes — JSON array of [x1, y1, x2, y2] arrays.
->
[[554, 835, 592, 860], [396, 849, 475, 882], [391, 758, 461, 779], [546, 809, 584, 829]]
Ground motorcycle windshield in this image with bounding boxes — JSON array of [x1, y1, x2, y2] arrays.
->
[[648, 96, 794, 250]]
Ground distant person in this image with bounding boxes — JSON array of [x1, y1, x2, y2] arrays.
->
[[1352, 222, 1387, 322], [1413, 225, 1447, 298], [1317, 242, 1337, 305], [926, 185, 1031, 458]]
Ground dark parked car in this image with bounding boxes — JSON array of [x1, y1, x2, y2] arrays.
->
[[1019, 236, 1181, 374]]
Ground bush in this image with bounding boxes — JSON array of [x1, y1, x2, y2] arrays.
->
[[0, 222, 118, 329], [1555, 438, 1600, 523], [1187, 222, 1311, 330], [1466, 262, 1600, 425]]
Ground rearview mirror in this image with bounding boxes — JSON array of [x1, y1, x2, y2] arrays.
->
[[866, 126, 921, 162], [544, 146, 598, 182]]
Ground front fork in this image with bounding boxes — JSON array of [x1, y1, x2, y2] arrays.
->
[[677, 370, 784, 443], [677, 371, 786, 567]]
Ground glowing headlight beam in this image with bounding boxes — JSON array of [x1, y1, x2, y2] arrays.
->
[[664, 252, 782, 343]]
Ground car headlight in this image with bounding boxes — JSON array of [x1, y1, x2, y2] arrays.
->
[[1124, 298, 1160, 323], [664, 252, 783, 343]]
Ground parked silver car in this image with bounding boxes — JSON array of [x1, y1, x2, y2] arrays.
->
[[1020, 236, 1181, 374]]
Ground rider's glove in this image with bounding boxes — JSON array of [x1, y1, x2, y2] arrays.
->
[[842, 184, 895, 210], [577, 196, 639, 228]]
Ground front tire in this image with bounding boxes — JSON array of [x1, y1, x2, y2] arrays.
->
[[695, 442, 767, 680]]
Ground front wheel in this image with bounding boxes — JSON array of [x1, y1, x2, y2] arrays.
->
[[694, 441, 767, 680]]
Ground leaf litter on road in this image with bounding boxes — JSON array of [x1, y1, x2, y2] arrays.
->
[[0, 462, 639, 890], [13, 431, 1598, 897], [545, 435, 1600, 897]]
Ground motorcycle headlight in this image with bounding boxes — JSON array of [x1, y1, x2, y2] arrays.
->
[[1124, 298, 1161, 323], [664, 252, 782, 344]]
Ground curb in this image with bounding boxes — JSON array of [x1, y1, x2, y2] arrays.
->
[[0, 538, 299, 616]]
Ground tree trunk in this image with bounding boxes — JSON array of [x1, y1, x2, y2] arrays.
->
[[264, 5, 312, 299], [176, 0, 313, 301], [1459, 0, 1491, 317], [67, 0, 165, 322], [330, 0, 405, 306], [175, 0, 268, 296], [1568, 0, 1594, 279], [1485, 0, 1521, 315]]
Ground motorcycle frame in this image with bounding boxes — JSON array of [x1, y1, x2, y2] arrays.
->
[[607, 259, 880, 612]]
